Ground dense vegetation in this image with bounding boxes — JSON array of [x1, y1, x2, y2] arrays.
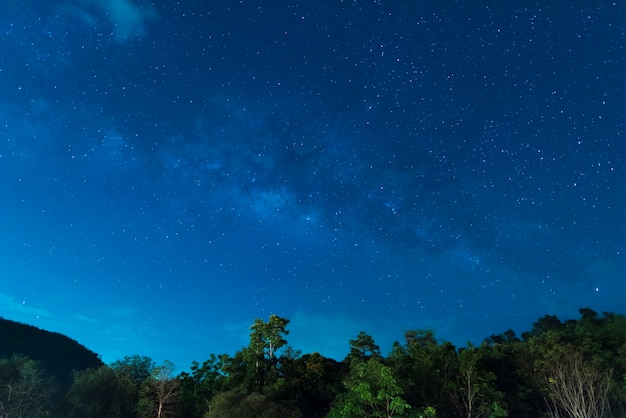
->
[[1, 308, 625, 417]]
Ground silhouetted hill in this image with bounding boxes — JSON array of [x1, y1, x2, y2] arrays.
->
[[0, 317, 103, 388]]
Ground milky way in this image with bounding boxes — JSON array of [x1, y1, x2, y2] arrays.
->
[[0, 1, 624, 368]]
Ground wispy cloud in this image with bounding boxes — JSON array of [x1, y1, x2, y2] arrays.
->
[[73, 314, 100, 324], [0, 292, 56, 321], [68, 0, 159, 43], [99, 0, 158, 42]]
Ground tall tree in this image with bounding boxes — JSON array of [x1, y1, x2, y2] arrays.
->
[[523, 309, 626, 417], [530, 338, 613, 418], [246, 314, 290, 393], [346, 332, 381, 363], [249, 314, 290, 362], [453, 344, 507, 418], [138, 360, 181, 418]]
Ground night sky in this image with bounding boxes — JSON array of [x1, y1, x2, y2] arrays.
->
[[1, 1, 625, 369]]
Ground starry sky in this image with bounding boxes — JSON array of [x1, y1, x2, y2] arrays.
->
[[1, 0, 625, 369]]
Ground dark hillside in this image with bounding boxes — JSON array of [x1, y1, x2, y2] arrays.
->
[[0, 317, 103, 388]]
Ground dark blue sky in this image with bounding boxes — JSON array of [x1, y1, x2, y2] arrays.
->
[[1, 0, 625, 368]]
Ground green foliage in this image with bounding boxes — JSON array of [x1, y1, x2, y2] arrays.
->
[[66, 365, 137, 418], [479, 330, 536, 417], [275, 351, 346, 418], [111, 355, 156, 387], [453, 344, 507, 418], [179, 354, 227, 417], [415, 406, 437, 418], [250, 314, 291, 361], [66, 355, 157, 418], [489, 401, 508, 417], [228, 314, 291, 394], [327, 358, 411, 418], [523, 308, 626, 417], [387, 330, 457, 416], [0, 355, 54, 418], [204, 389, 302, 418]]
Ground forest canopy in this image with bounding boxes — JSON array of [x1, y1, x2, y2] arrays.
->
[[1, 308, 626, 418]]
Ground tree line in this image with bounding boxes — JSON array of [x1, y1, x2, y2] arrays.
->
[[1, 308, 625, 417]]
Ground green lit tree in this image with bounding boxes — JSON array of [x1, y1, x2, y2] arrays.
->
[[216, 314, 292, 398], [244, 314, 290, 393], [327, 358, 411, 418], [249, 314, 290, 362]]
